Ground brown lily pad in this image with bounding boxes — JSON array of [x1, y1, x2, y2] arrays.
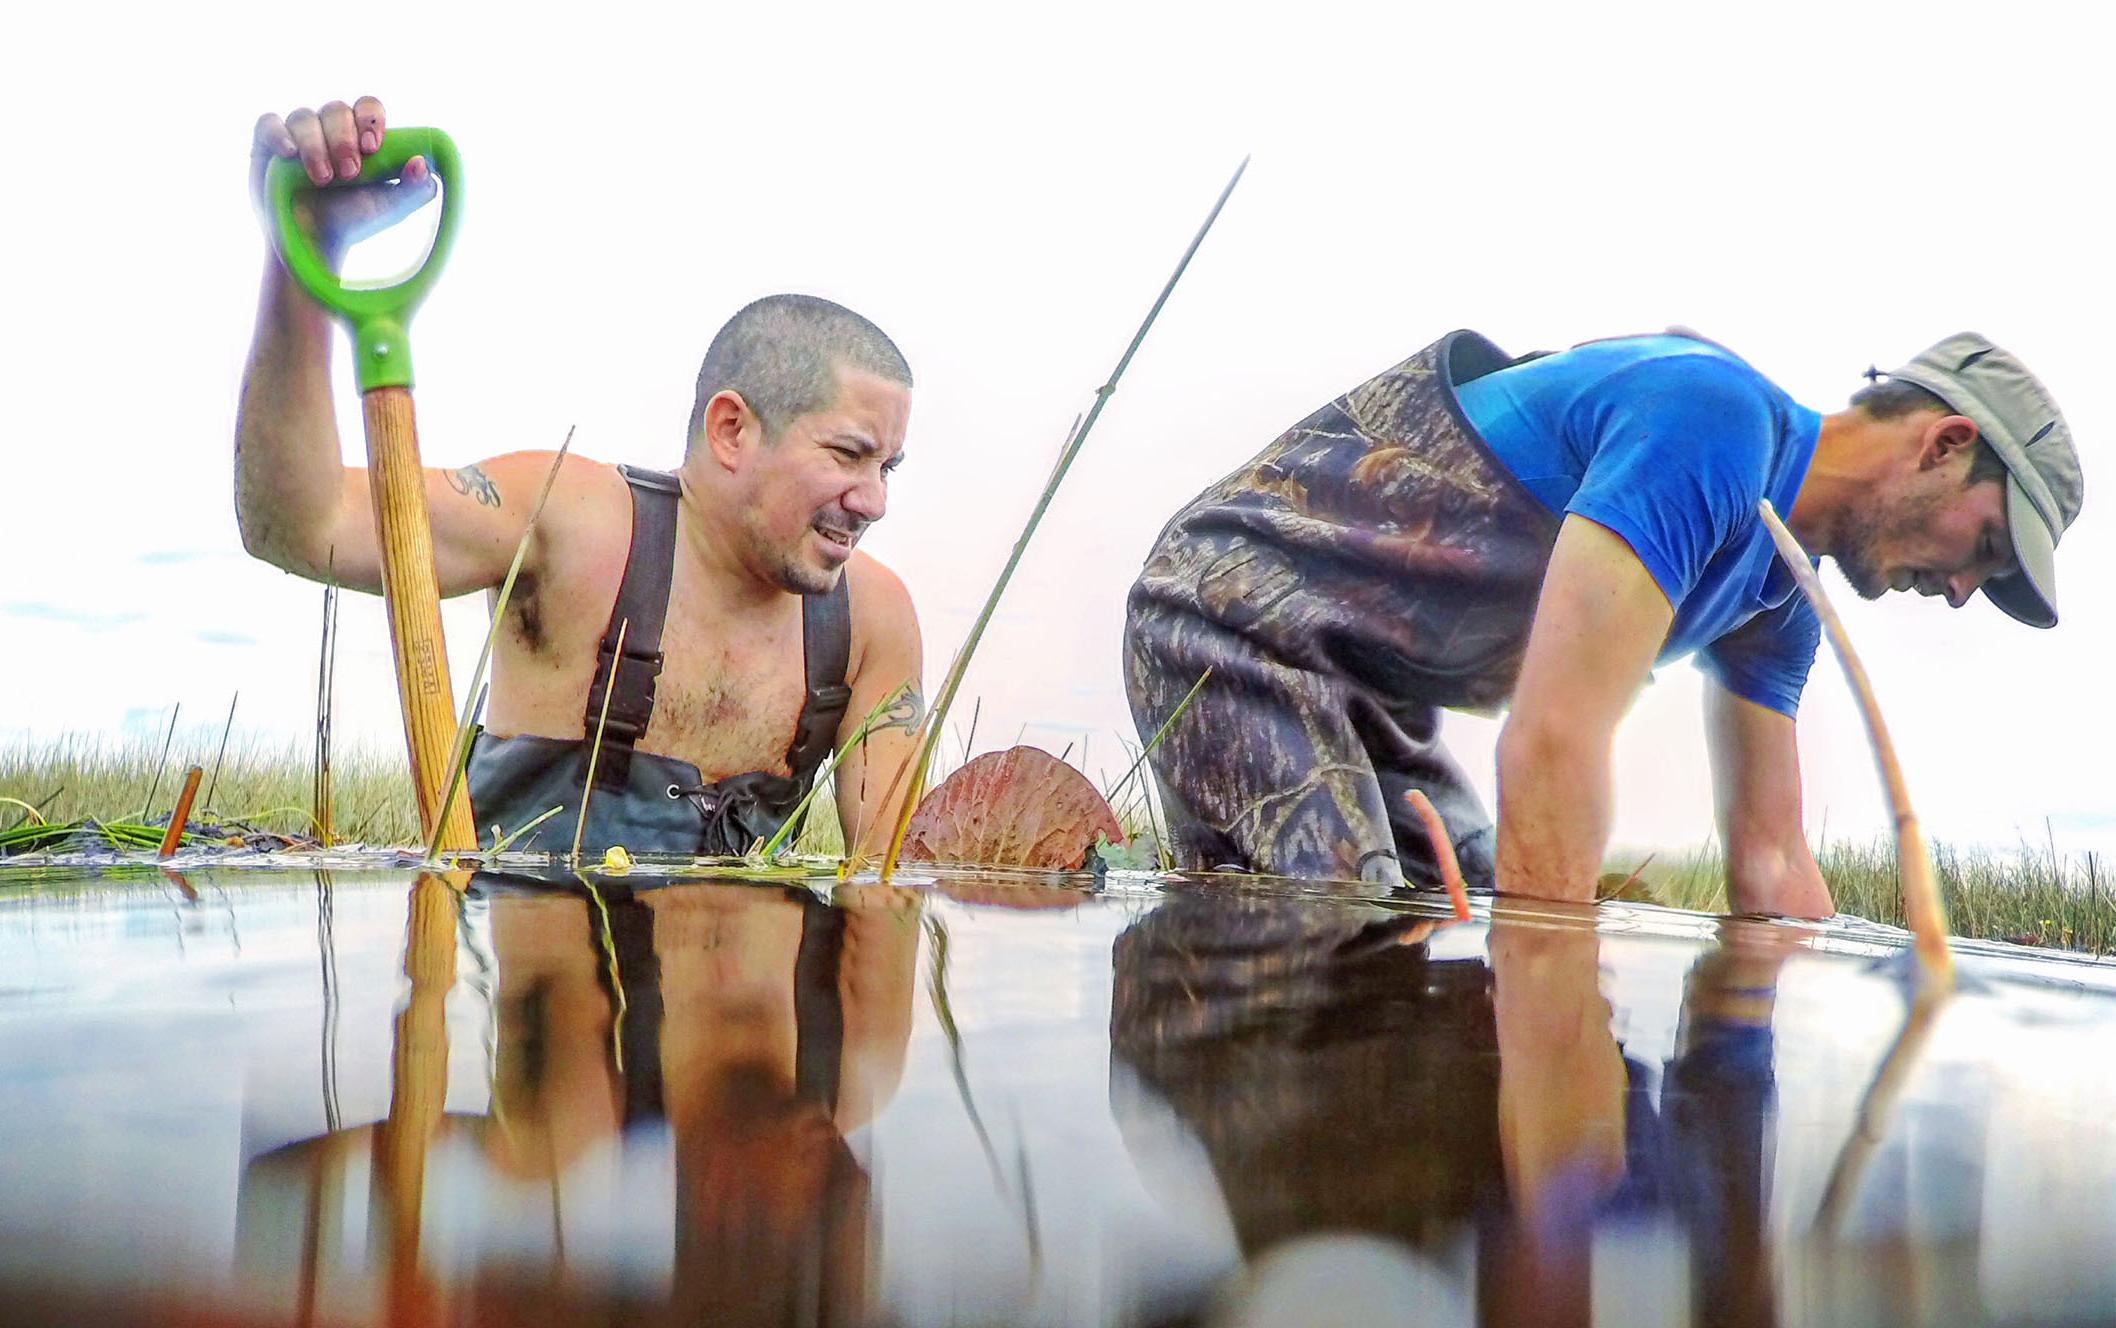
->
[[900, 746, 1123, 871]]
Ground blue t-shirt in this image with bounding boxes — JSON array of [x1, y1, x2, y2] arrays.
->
[[1454, 336, 1822, 717]]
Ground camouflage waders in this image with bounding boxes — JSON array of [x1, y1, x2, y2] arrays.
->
[[1124, 330, 1561, 889]]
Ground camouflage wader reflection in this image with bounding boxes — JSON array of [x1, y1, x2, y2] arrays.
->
[[1124, 330, 1560, 889]]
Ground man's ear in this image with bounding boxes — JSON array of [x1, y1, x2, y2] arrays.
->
[[701, 390, 759, 470], [1919, 413, 1982, 470]]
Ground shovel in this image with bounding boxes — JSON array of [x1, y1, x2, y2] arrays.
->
[[266, 128, 475, 851]]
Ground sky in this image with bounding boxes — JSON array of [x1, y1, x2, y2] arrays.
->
[[4, 0, 2111, 857]]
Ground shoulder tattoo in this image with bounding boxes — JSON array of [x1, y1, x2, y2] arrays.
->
[[446, 465, 501, 508]]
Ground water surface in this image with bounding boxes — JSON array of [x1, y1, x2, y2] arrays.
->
[[3, 860, 2114, 1326]]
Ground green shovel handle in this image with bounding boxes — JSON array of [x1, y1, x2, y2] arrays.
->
[[265, 126, 462, 393]]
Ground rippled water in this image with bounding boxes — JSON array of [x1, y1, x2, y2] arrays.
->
[[3, 859, 2115, 1326]]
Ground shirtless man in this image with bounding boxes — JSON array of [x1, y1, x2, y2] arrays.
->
[[239, 96, 921, 855]]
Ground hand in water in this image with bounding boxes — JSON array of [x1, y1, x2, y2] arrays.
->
[[250, 95, 436, 259]]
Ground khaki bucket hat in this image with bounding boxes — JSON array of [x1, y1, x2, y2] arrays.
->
[[1878, 333, 2083, 628]]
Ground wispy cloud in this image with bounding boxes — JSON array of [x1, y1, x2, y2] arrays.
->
[[2046, 811, 2116, 834], [2, 602, 147, 631], [195, 630, 258, 647]]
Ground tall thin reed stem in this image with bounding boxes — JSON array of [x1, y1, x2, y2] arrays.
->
[[315, 572, 341, 845], [872, 159, 1250, 879], [205, 692, 238, 811], [425, 432, 575, 863], [141, 704, 180, 822], [1105, 667, 1212, 811], [572, 618, 629, 870]]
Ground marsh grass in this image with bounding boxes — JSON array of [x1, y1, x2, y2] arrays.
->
[[0, 731, 420, 847], [1632, 837, 2116, 954], [12, 733, 2110, 955], [0, 727, 1143, 861]]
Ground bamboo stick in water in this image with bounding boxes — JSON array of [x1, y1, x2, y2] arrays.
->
[[1757, 500, 1952, 986]]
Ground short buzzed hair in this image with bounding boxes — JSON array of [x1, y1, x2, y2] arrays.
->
[[1851, 377, 1951, 421], [687, 294, 912, 447]]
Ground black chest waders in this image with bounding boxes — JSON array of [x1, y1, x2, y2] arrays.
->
[[514, 877, 847, 1127], [1123, 331, 1562, 890], [466, 467, 853, 858]]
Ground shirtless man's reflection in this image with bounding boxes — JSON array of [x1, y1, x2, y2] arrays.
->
[[239, 878, 920, 1327], [485, 880, 919, 1324]]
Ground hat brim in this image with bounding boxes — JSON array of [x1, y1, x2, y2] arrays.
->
[[1981, 476, 2059, 628]]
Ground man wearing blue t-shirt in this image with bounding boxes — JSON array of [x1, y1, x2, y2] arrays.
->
[[1123, 330, 2083, 915]]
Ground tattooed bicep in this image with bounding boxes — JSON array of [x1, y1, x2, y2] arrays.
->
[[445, 465, 501, 508]]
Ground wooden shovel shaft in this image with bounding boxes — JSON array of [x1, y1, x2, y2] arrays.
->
[[362, 387, 477, 852], [375, 870, 463, 1317]]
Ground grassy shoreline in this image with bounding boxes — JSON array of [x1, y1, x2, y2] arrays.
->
[[1626, 838, 2114, 953], [1, 732, 421, 847], [5, 735, 2110, 955]]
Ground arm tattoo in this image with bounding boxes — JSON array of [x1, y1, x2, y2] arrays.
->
[[446, 465, 501, 508], [879, 685, 924, 734]]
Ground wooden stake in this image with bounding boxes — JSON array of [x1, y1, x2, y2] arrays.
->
[[363, 386, 475, 852], [1405, 788, 1473, 921], [158, 766, 202, 859]]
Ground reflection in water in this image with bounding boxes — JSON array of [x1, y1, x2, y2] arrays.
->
[[1111, 893, 1503, 1248], [316, 870, 344, 1134], [9, 868, 2116, 1324], [240, 871, 919, 1326], [1110, 892, 1793, 1326]]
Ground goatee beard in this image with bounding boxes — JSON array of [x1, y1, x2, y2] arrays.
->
[[774, 555, 842, 596], [1834, 549, 1889, 601]]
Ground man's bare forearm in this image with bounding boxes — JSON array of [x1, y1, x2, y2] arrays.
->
[[1704, 685, 1835, 917], [1494, 718, 1612, 903], [234, 255, 351, 577]]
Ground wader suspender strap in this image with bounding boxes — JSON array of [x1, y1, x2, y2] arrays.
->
[[603, 890, 667, 1125], [791, 895, 847, 1112], [586, 465, 854, 792], [591, 887, 841, 1125], [585, 466, 681, 790], [586, 886, 841, 1126], [789, 579, 854, 784]]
